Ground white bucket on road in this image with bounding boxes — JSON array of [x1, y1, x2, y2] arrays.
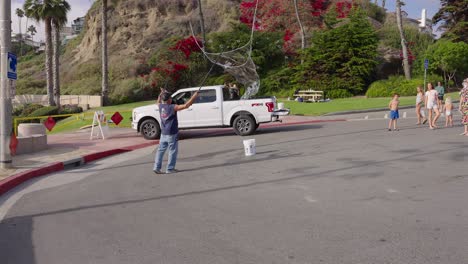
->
[[278, 102, 285, 110], [243, 139, 256, 156]]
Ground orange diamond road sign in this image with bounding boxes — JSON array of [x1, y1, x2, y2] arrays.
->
[[44, 116, 56, 131], [111, 112, 124, 126]]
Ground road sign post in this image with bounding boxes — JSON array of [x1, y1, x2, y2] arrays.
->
[[424, 59, 429, 92], [0, 0, 13, 168]]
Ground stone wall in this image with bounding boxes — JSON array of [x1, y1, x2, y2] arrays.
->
[[13, 95, 102, 109]]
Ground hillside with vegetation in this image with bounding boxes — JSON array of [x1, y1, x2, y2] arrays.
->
[[15, 0, 468, 105]]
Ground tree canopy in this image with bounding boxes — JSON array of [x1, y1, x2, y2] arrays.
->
[[433, 0, 468, 42]]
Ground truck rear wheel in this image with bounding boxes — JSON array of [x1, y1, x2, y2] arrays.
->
[[233, 115, 256, 136], [140, 119, 161, 140]]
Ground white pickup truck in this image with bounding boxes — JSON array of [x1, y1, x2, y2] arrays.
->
[[132, 85, 289, 139]]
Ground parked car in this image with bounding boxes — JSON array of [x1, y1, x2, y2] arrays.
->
[[132, 85, 289, 139]]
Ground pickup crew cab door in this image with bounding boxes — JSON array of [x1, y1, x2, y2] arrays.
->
[[172, 91, 195, 128], [192, 89, 223, 127]]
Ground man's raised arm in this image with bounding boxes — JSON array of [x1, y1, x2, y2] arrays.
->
[[175, 92, 199, 112]]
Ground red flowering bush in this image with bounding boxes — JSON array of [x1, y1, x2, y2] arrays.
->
[[336, 1, 353, 18], [239, 0, 329, 56], [137, 36, 204, 93], [170, 36, 203, 59]]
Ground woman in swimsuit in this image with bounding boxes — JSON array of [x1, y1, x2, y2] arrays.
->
[[443, 96, 453, 127], [415, 86, 426, 125]]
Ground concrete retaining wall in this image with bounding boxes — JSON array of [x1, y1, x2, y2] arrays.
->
[[13, 95, 102, 109]]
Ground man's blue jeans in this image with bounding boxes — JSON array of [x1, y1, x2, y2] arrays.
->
[[154, 133, 178, 172]]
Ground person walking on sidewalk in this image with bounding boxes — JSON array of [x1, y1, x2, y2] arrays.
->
[[435, 81, 445, 111], [416, 86, 427, 125], [425, 83, 440, 129], [153, 90, 199, 174]]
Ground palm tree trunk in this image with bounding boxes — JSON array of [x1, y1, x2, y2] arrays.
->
[[19, 17, 22, 56], [396, 0, 411, 80], [197, 0, 206, 45], [293, 0, 306, 64], [382, 0, 386, 9], [45, 17, 55, 106], [101, 0, 109, 106], [52, 20, 61, 109]]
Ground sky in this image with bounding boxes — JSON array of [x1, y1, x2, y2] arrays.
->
[[10, 0, 442, 42], [11, 0, 94, 41]]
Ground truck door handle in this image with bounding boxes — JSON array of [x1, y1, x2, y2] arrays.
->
[[187, 108, 193, 111], [211, 106, 219, 109]]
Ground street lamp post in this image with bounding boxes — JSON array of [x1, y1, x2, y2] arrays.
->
[[0, 0, 13, 169]]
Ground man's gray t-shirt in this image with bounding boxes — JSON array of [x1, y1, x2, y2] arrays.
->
[[159, 104, 178, 135]]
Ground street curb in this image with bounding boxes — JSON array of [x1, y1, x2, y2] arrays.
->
[[0, 119, 345, 197], [0, 162, 64, 196], [0, 141, 159, 197], [323, 101, 461, 116], [322, 106, 415, 116]]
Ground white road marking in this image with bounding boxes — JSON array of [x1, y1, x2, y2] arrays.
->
[[386, 188, 399, 193]]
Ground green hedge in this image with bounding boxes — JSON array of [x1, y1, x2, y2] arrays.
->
[[366, 75, 442, 98], [59, 105, 83, 115], [28, 106, 59, 117]]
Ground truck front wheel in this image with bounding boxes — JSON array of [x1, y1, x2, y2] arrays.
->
[[233, 115, 257, 136], [140, 119, 161, 140]]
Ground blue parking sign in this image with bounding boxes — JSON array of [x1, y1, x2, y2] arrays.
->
[[7, 52, 17, 80], [424, 59, 429, 70]]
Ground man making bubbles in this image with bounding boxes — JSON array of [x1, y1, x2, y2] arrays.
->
[[153, 89, 199, 174]]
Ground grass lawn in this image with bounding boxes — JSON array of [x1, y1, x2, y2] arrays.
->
[[47, 91, 460, 133], [50, 100, 154, 134], [280, 92, 460, 116]]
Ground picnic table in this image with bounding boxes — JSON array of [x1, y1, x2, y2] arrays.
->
[[293, 89, 324, 102]]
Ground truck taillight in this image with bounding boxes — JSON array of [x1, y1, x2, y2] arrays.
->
[[266, 102, 274, 112]]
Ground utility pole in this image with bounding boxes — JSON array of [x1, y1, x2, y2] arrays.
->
[[0, 0, 13, 169]]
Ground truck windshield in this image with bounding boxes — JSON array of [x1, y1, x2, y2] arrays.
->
[[173, 91, 193, 105]]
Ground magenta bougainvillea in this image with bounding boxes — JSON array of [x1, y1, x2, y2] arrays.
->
[[138, 36, 202, 89], [239, 0, 329, 55], [400, 42, 416, 65], [170, 36, 203, 59], [336, 1, 353, 18], [283, 29, 295, 55]]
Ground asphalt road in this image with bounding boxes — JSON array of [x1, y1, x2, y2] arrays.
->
[[1, 118, 467, 264]]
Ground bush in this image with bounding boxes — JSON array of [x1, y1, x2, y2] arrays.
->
[[28, 106, 59, 117], [59, 105, 83, 115], [326, 89, 353, 99], [14, 104, 44, 117], [365, 81, 391, 97], [366, 76, 427, 97]]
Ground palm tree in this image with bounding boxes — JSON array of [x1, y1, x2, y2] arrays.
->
[[101, 0, 109, 106], [24, 0, 56, 106], [382, 0, 386, 9], [293, 0, 306, 64], [51, 0, 71, 109], [15, 8, 25, 56], [27, 25, 37, 41], [396, 0, 411, 79]]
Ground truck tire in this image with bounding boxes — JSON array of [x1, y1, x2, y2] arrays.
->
[[140, 119, 161, 140], [233, 115, 257, 136]]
